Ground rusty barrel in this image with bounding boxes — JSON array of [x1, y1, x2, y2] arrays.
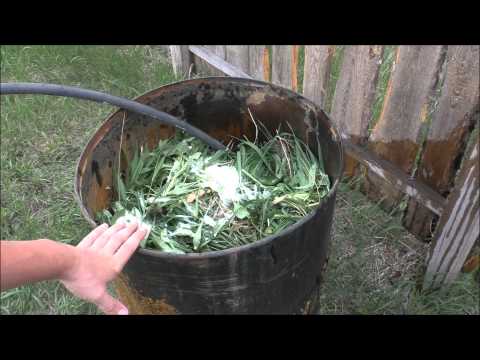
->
[[74, 77, 343, 314]]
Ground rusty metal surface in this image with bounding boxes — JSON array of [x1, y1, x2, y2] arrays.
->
[[114, 274, 178, 315], [74, 77, 343, 314]]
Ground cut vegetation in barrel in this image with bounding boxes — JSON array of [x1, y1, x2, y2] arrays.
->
[[74, 77, 343, 314]]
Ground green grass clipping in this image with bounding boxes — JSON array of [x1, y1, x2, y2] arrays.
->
[[97, 130, 330, 253]]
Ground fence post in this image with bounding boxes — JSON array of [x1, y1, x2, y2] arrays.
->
[[403, 45, 480, 239], [365, 45, 444, 210], [169, 46, 191, 78], [249, 46, 268, 81], [423, 138, 479, 289], [330, 45, 383, 177], [225, 46, 250, 74], [271, 45, 295, 89], [303, 46, 333, 108]]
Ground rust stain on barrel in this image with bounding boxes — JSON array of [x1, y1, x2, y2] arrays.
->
[[114, 273, 178, 315], [86, 166, 112, 215]]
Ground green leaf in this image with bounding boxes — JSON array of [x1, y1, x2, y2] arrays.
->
[[203, 215, 217, 227], [189, 152, 202, 160], [140, 234, 149, 248], [138, 194, 146, 212], [113, 202, 125, 213], [213, 217, 228, 237], [183, 201, 199, 218], [240, 140, 275, 175], [234, 203, 250, 219], [111, 208, 126, 224], [96, 209, 112, 224], [192, 223, 203, 250], [172, 228, 195, 238], [104, 129, 330, 253], [117, 174, 127, 202]]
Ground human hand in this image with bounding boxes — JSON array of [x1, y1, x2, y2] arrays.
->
[[60, 221, 148, 315]]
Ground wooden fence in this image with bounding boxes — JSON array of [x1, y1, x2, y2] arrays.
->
[[168, 45, 479, 288]]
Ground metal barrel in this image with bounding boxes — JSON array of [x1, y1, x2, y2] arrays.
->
[[74, 77, 343, 314]]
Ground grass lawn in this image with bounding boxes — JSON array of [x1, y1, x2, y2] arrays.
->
[[1, 45, 478, 315]]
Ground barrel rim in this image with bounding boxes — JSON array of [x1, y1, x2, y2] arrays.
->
[[74, 76, 344, 259]]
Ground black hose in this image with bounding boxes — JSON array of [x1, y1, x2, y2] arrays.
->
[[0, 82, 227, 150]]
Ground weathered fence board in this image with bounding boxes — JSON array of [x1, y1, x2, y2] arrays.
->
[[166, 44, 480, 289], [413, 45, 479, 193], [424, 140, 479, 288], [177, 45, 448, 218], [302, 46, 332, 107], [291, 45, 299, 91], [248, 45, 267, 80], [193, 47, 218, 77], [404, 46, 480, 238], [331, 45, 383, 177], [365, 45, 444, 210], [263, 46, 271, 82], [169, 45, 191, 78], [226, 45, 250, 74], [271, 45, 294, 89], [343, 136, 446, 216], [188, 46, 251, 78], [193, 46, 227, 77], [209, 45, 226, 59], [203, 45, 227, 76]]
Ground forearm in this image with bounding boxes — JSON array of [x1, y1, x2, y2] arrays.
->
[[0, 239, 78, 290]]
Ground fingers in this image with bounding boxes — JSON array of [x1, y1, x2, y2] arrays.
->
[[103, 222, 140, 255], [77, 224, 109, 248], [95, 291, 129, 315], [90, 222, 127, 251], [114, 227, 148, 270]]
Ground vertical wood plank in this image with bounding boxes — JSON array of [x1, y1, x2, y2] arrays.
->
[[302, 46, 333, 107], [188, 46, 251, 78], [404, 45, 480, 239], [204, 45, 227, 76], [194, 45, 227, 77], [330, 45, 383, 177], [169, 45, 191, 78], [193, 56, 213, 76], [414, 45, 479, 193], [424, 140, 479, 288], [225, 46, 250, 74], [208, 45, 226, 59], [291, 45, 299, 91], [263, 47, 270, 81], [249, 45, 266, 80], [365, 45, 444, 209], [271, 45, 294, 89]]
